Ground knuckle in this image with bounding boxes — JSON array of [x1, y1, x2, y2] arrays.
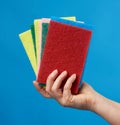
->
[[51, 87, 56, 92], [66, 78, 72, 83], [64, 85, 69, 91]]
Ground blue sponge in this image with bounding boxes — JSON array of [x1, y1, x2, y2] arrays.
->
[[51, 16, 93, 30]]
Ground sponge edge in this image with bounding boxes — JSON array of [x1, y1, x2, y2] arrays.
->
[[37, 20, 92, 94]]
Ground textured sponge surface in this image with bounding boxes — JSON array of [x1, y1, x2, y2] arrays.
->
[[37, 20, 92, 94]]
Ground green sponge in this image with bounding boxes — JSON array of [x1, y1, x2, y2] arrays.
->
[[41, 23, 49, 59], [30, 24, 37, 58]]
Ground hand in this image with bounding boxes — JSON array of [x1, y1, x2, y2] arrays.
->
[[34, 69, 120, 124], [33, 69, 97, 110]]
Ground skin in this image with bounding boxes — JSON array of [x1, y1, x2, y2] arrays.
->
[[33, 69, 120, 125]]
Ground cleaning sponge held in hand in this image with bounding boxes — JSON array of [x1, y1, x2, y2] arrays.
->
[[37, 20, 92, 94]]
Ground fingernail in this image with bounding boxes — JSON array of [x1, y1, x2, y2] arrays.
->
[[62, 70, 67, 75], [72, 74, 76, 79], [52, 69, 58, 75]]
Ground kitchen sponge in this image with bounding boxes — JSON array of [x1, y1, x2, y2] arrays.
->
[[37, 20, 92, 94]]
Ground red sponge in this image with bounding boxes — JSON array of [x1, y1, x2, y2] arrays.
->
[[37, 20, 92, 94]]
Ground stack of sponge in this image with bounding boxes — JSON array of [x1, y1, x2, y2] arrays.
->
[[19, 16, 92, 94]]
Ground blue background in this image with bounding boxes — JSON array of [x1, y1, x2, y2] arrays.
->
[[0, 0, 120, 125]]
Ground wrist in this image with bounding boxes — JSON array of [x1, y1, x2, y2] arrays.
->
[[89, 91, 104, 112]]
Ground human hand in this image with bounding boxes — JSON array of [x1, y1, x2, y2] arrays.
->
[[33, 69, 97, 110], [34, 69, 120, 124]]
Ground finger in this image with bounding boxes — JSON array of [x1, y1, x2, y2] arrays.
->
[[63, 74, 76, 97], [51, 71, 67, 95], [46, 69, 59, 95], [33, 81, 51, 98]]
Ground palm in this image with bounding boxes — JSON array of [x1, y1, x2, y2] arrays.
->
[[71, 82, 96, 110]]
